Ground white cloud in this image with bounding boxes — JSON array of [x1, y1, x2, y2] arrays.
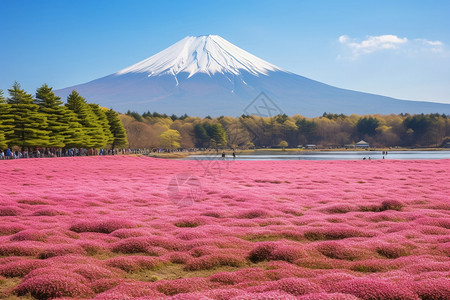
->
[[415, 38, 445, 53], [338, 34, 445, 59]]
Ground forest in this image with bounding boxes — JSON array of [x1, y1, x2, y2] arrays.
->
[[121, 111, 450, 150], [0, 83, 127, 151]]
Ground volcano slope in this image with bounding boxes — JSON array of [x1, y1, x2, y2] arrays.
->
[[0, 156, 449, 299]]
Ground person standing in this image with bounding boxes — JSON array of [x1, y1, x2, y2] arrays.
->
[[6, 148, 12, 159]]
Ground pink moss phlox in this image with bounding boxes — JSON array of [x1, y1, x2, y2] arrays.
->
[[380, 200, 404, 211], [111, 236, 168, 255], [38, 244, 87, 259], [10, 229, 47, 242], [184, 254, 244, 271], [156, 277, 211, 296], [304, 225, 372, 241], [230, 290, 298, 300], [165, 252, 192, 264], [90, 278, 123, 294], [0, 223, 26, 235], [247, 241, 302, 263], [77, 240, 108, 255], [70, 218, 136, 234], [93, 281, 164, 299], [331, 278, 419, 300], [237, 208, 271, 219], [174, 216, 208, 228], [32, 208, 64, 216], [104, 255, 164, 272], [297, 293, 360, 300], [166, 292, 215, 299], [375, 243, 410, 259], [15, 274, 94, 299], [110, 228, 151, 238], [73, 264, 119, 281], [0, 242, 42, 256], [316, 241, 360, 260], [321, 204, 358, 214], [23, 267, 88, 284], [412, 278, 450, 300], [263, 277, 324, 295], [0, 259, 47, 277], [0, 206, 22, 216], [176, 230, 208, 240]]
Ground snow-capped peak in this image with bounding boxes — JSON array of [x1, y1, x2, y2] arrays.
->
[[116, 35, 284, 77]]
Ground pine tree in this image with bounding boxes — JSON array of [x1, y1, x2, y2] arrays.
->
[[0, 89, 13, 149], [0, 129, 6, 150], [35, 84, 69, 148], [89, 104, 113, 147], [105, 109, 128, 150], [5, 82, 50, 148], [66, 90, 106, 148], [63, 108, 86, 148], [0, 89, 6, 103]]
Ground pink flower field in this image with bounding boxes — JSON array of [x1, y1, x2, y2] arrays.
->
[[0, 156, 449, 300]]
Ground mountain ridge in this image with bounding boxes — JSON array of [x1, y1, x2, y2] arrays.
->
[[55, 35, 450, 117]]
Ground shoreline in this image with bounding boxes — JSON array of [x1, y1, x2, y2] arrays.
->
[[145, 147, 450, 159]]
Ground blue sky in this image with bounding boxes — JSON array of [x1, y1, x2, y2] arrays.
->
[[1, 0, 449, 104]]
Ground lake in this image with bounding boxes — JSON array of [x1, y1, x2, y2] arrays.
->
[[184, 150, 450, 161]]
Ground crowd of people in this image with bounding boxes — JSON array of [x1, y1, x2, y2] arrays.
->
[[0, 148, 149, 159]]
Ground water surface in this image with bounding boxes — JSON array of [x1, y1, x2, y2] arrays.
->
[[184, 150, 450, 161]]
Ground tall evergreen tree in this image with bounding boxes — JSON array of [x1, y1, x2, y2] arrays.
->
[[35, 84, 69, 148], [4, 82, 49, 148], [0, 127, 6, 149], [89, 104, 113, 147], [105, 109, 128, 150], [0, 89, 6, 103], [63, 109, 86, 148], [65, 90, 104, 148], [0, 89, 14, 148]]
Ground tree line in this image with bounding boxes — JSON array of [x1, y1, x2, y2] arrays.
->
[[0, 82, 127, 151], [121, 111, 450, 150]]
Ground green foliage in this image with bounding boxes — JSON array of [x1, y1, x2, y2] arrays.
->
[[0, 89, 6, 104], [279, 140, 288, 150], [357, 116, 380, 137], [206, 123, 227, 147], [0, 84, 129, 150], [126, 110, 143, 122], [66, 91, 106, 148], [194, 123, 210, 147], [159, 129, 181, 149], [193, 122, 227, 148], [404, 114, 431, 136], [36, 84, 69, 147], [89, 104, 114, 146], [106, 109, 128, 150], [126, 111, 450, 149], [296, 118, 318, 142], [4, 82, 50, 147], [63, 108, 86, 148], [0, 90, 14, 148]]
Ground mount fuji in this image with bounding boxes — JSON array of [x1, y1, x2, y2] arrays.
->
[[55, 35, 450, 117]]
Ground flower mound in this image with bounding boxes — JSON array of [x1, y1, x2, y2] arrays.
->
[[15, 274, 94, 299], [70, 219, 135, 234], [248, 242, 302, 263], [331, 278, 419, 300]]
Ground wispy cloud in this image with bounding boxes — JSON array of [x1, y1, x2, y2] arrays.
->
[[338, 34, 445, 59]]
